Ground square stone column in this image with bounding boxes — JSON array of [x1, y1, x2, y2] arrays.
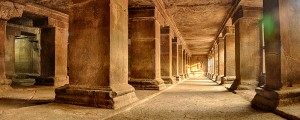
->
[[178, 45, 184, 80], [160, 26, 175, 84], [252, 0, 300, 110], [128, 7, 166, 90], [36, 27, 68, 87], [217, 38, 225, 84], [0, 2, 24, 90], [55, 0, 138, 109], [229, 6, 262, 90], [0, 20, 11, 90], [209, 50, 215, 80], [183, 50, 187, 78], [221, 26, 236, 84], [187, 56, 191, 77], [213, 43, 219, 81], [172, 38, 180, 81], [207, 54, 213, 78]]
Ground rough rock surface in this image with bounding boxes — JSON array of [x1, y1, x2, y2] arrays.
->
[[163, 0, 232, 55]]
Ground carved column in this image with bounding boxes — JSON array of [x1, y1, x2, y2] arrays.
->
[[55, 0, 138, 109], [160, 26, 175, 84], [172, 37, 180, 81], [221, 26, 236, 84], [252, 0, 300, 111], [213, 43, 219, 81], [183, 50, 187, 79], [128, 7, 166, 90], [217, 38, 225, 83], [0, 1, 24, 90], [229, 6, 262, 90], [178, 45, 184, 80], [210, 49, 215, 80]]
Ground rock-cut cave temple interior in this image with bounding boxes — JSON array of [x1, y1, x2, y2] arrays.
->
[[0, 0, 300, 119]]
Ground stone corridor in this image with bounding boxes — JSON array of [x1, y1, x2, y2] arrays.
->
[[1, 0, 300, 119], [108, 77, 283, 120], [0, 77, 284, 120]]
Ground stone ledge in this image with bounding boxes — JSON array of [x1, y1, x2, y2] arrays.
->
[[55, 85, 138, 109], [129, 78, 166, 90], [161, 76, 176, 84]]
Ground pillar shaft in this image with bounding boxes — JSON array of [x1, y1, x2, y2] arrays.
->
[[178, 45, 184, 79], [213, 43, 219, 80], [55, 0, 138, 109], [217, 38, 225, 82], [0, 20, 10, 88], [129, 7, 165, 90], [160, 27, 175, 84], [230, 6, 262, 90], [172, 38, 179, 80], [0, 2, 24, 89], [183, 50, 187, 78], [222, 26, 236, 83]]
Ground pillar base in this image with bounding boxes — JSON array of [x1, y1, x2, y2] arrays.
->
[[129, 78, 166, 90], [212, 74, 218, 81], [228, 79, 258, 91], [216, 75, 224, 84], [252, 87, 300, 111], [179, 75, 185, 80], [161, 76, 176, 84], [0, 78, 12, 91], [207, 73, 213, 79], [173, 76, 181, 81], [55, 84, 138, 109], [221, 76, 236, 84]]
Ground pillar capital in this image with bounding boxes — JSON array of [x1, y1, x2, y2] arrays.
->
[[0, 1, 24, 21], [232, 6, 262, 25], [222, 26, 235, 37]]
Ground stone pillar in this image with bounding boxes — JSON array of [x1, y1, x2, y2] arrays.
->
[[36, 26, 68, 87], [207, 54, 212, 78], [5, 26, 18, 80], [0, 1, 24, 90], [0, 20, 11, 89], [128, 7, 166, 90], [172, 37, 180, 81], [183, 50, 187, 78], [252, 0, 300, 110], [221, 26, 236, 84], [54, 27, 68, 87], [217, 38, 225, 84], [213, 43, 219, 81], [229, 6, 262, 90], [187, 54, 190, 78], [178, 45, 184, 80], [55, 0, 138, 109], [160, 26, 175, 84], [210, 50, 215, 80]]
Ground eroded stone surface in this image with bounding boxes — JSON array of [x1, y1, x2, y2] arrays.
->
[[163, 0, 232, 55]]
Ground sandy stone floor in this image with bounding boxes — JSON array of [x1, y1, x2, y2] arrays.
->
[[108, 77, 284, 120], [0, 77, 285, 120]]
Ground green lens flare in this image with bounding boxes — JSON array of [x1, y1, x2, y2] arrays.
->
[[263, 14, 275, 39]]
